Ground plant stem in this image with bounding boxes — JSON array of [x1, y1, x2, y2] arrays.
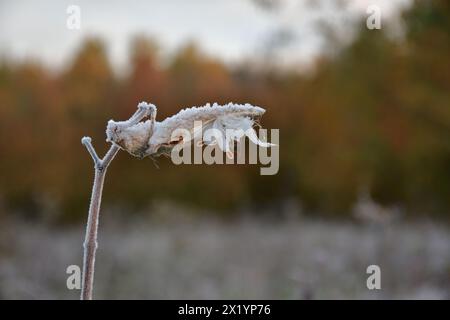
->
[[80, 102, 153, 300], [80, 142, 119, 300]]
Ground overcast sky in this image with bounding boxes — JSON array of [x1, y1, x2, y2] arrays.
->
[[0, 0, 411, 72]]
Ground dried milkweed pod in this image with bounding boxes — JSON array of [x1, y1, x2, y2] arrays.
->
[[106, 102, 273, 159]]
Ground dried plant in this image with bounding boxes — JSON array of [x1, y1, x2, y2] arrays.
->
[[80, 101, 270, 299]]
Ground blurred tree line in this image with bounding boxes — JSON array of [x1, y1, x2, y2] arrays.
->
[[0, 0, 449, 220]]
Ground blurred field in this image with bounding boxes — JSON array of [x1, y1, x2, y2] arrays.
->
[[0, 205, 449, 299]]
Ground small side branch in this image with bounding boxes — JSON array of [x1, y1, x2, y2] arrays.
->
[[81, 137, 101, 168], [102, 144, 120, 166]]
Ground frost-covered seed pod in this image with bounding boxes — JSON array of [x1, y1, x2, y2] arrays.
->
[[106, 102, 271, 159]]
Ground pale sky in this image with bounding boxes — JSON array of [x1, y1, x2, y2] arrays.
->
[[0, 0, 411, 72]]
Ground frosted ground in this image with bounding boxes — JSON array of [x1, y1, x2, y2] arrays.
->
[[0, 206, 449, 299]]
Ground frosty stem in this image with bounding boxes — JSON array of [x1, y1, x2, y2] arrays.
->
[[80, 139, 119, 300], [80, 103, 153, 300]]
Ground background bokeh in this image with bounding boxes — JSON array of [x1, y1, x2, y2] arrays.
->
[[0, 0, 449, 299]]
